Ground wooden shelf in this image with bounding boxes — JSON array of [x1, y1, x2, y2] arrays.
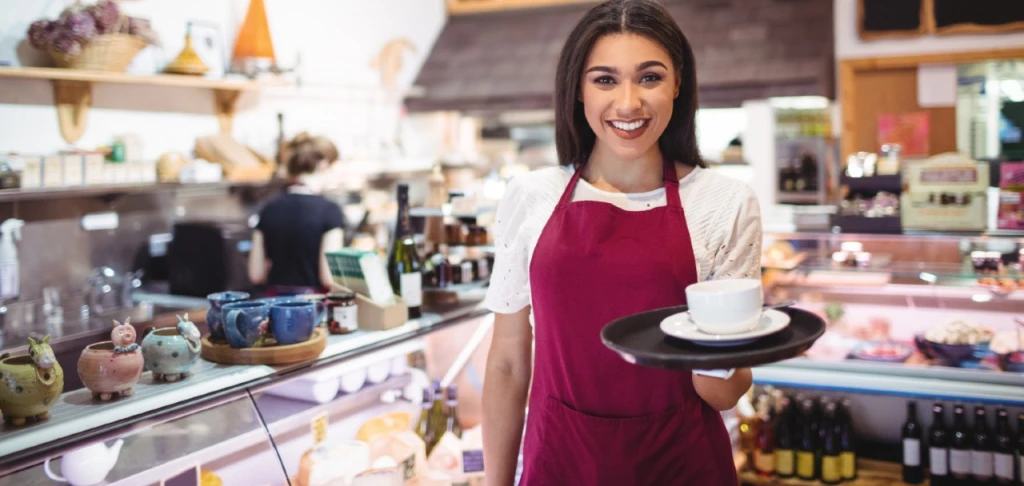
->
[[0, 66, 270, 144], [0, 66, 264, 91], [0, 181, 274, 203], [739, 459, 924, 486], [447, 0, 598, 14]]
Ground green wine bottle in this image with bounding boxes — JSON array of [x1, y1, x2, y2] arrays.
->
[[387, 183, 422, 319]]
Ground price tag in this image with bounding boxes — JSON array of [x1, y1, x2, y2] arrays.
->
[[311, 411, 329, 446]]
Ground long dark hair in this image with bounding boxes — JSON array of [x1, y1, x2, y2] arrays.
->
[[554, 0, 705, 168]]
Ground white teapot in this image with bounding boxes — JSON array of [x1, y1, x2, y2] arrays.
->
[[44, 439, 123, 486]]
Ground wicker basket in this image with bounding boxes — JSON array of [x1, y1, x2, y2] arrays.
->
[[48, 33, 147, 72]]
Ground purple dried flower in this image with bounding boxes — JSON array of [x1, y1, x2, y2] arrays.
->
[[27, 20, 55, 49], [86, 1, 120, 35], [62, 12, 98, 43], [52, 34, 82, 56]]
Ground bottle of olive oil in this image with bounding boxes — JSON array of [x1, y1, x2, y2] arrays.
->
[[797, 399, 817, 480], [387, 183, 422, 318], [821, 402, 842, 484], [415, 387, 436, 448], [774, 396, 796, 478]]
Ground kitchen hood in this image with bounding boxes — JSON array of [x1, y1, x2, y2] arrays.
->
[[408, 0, 834, 114]]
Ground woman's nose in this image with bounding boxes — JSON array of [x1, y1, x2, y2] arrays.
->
[[615, 83, 643, 115]]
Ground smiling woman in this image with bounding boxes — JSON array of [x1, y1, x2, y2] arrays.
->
[[481, 1, 761, 485]]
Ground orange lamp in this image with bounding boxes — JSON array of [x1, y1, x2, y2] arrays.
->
[[232, 0, 276, 63]]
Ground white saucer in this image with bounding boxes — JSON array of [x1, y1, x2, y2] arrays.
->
[[659, 309, 791, 347]]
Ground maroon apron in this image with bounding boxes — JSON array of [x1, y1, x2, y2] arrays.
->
[[520, 159, 737, 485]]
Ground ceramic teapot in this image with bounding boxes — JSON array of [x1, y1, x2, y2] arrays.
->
[[44, 439, 124, 486]]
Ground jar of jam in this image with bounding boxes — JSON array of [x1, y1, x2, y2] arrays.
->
[[466, 225, 489, 246], [326, 292, 358, 334]]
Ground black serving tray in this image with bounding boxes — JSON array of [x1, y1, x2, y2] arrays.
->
[[600, 305, 826, 370]]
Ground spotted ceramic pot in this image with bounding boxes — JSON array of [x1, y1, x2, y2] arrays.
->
[[141, 316, 201, 382]]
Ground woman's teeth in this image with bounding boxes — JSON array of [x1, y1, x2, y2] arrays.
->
[[610, 120, 648, 131]]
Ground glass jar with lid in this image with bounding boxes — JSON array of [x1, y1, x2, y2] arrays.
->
[[326, 291, 358, 334]]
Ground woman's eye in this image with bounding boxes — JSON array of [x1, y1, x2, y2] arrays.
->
[[594, 76, 615, 85], [640, 73, 662, 84]]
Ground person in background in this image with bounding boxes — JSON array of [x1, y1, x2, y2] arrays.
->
[[481, 1, 760, 485], [248, 133, 346, 297]]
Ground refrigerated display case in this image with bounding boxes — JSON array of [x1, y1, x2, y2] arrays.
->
[[756, 231, 1024, 444], [0, 291, 493, 486]]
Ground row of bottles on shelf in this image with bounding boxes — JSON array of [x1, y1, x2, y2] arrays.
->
[[746, 390, 857, 484], [902, 401, 1024, 485], [416, 380, 463, 456], [387, 184, 493, 318]]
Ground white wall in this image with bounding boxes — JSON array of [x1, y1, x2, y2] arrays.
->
[[835, 0, 1024, 60], [0, 0, 447, 162]]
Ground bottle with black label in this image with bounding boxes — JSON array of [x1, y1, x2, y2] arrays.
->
[[775, 396, 796, 478], [797, 399, 817, 480], [929, 403, 950, 486], [839, 398, 857, 481], [821, 402, 842, 484], [387, 183, 423, 319], [903, 401, 925, 484], [993, 408, 1013, 484], [973, 406, 995, 484], [950, 405, 973, 482]]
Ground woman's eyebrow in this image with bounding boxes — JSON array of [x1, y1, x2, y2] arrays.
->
[[637, 60, 667, 70], [585, 65, 617, 74]]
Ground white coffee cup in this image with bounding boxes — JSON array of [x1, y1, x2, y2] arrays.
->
[[685, 278, 763, 335]]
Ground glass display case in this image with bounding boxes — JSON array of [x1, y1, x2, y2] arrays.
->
[[0, 290, 492, 486], [757, 230, 1024, 408]]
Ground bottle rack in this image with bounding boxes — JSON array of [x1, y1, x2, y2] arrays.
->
[[738, 459, 916, 486]]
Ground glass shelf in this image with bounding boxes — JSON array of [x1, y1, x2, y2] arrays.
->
[[784, 257, 1022, 282]]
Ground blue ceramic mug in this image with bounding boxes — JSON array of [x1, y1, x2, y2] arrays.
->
[[270, 301, 320, 345], [223, 301, 270, 349], [206, 291, 250, 341]]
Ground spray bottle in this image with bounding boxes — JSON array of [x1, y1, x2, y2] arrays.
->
[[0, 218, 25, 299]]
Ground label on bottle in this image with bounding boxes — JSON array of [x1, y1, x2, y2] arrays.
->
[[462, 449, 484, 473], [903, 438, 921, 466], [972, 450, 994, 478], [754, 450, 775, 474], [400, 272, 422, 307], [332, 305, 358, 332], [950, 449, 972, 475], [993, 452, 1013, 480], [820, 455, 841, 482], [796, 451, 815, 478], [840, 451, 856, 479], [775, 449, 794, 476], [930, 447, 948, 475]]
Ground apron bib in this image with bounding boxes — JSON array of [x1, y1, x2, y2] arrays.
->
[[520, 159, 736, 486]]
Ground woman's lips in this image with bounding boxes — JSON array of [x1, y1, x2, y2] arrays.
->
[[607, 119, 650, 141]]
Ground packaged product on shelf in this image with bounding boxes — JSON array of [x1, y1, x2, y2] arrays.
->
[[367, 429, 428, 481], [295, 440, 371, 486], [427, 431, 464, 478]]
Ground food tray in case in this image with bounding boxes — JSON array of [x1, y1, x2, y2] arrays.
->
[[601, 306, 826, 370]]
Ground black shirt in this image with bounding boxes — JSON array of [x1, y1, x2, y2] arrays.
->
[[256, 193, 346, 287]]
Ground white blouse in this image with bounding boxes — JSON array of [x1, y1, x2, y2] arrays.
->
[[484, 165, 763, 315]]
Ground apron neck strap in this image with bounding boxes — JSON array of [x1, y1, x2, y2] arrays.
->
[[559, 158, 682, 209]]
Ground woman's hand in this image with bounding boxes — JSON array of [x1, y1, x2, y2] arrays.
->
[[483, 307, 533, 486], [693, 368, 752, 411]]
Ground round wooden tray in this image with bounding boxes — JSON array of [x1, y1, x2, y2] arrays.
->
[[200, 328, 328, 365], [601, 306, 826, 370]]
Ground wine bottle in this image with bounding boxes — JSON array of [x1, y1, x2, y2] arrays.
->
[[839, 398, 857, 481], [821, 403, 842, 484], [813, 398, 825, 479], [903, 401, 925, 484], [388, 183, 423, 319], [754, 395, 776, 477], [951, 405, 973, 482], [929, 403, 950, 486], [275, 112, 287, 166], [415, 388, 435, 447], [775, 397, 796, 479], [993, 408, 1013, 484], [445, 384, 463, 438], [797, 399, 817, 480], [426, 380, 445, 453], [974, 406, 995, 484]]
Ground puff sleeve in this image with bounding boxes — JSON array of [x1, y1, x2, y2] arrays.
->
[[484, 177, 534, 314]]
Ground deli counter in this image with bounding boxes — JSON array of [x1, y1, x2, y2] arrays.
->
[[0, 289, 493, 486]]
